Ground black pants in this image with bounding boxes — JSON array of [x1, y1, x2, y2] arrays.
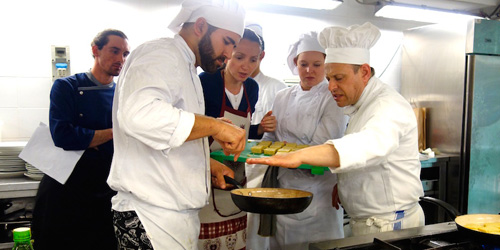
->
[[31, 150, 117, 250]]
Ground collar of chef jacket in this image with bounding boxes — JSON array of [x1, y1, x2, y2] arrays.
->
[[173, 34, 196, 67], [343, 77, 378, 117]]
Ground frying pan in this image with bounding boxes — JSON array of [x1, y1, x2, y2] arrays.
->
[[224, 176, 313, 214], [419, 196, 500, 245]]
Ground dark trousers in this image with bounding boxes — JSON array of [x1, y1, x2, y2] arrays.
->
[[31, 150, 117, 250]]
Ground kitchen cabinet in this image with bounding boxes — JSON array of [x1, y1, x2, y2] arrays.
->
[[419, 155, 460, 225]]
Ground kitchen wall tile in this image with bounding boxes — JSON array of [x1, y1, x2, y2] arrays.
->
[[18, 108, 49, 140], [17, 77, 52, 108], [0, 108, 20, 141], [0, 77, 18, 108]]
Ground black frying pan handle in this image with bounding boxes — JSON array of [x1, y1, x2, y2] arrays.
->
[[223, 176, 242, 189], [419, 196, 461, 219]]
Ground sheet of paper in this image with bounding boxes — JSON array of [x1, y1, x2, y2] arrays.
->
[[18, 122, 84, 184]]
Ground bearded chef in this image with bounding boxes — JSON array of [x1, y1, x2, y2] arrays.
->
[[107, 0, 247, 249], [247, 22, 425, 237]]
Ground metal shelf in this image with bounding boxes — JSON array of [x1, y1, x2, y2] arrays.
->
[[0, 177, 40, 199]]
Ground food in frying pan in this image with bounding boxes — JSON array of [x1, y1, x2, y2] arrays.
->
[[464, 222, 500, 235]]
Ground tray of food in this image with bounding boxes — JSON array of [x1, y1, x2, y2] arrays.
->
[[210, 141, 329, 175]]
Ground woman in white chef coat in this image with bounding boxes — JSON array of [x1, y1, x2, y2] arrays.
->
[[248, 22, 425, 237], [260, 31, 348, 250], [198, 28, 276, 250]]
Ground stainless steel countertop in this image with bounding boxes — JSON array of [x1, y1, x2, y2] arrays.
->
[[309, 222, 457, 250], [0, 177, 40, 199]]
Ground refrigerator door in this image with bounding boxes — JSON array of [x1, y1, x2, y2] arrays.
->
[[464, 54, 500, 214]]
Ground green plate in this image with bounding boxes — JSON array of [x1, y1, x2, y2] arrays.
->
[[210, 141, 328, 175]]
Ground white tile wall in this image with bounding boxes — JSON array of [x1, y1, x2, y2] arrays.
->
[[0, 0, 412, 141], [16, 77, 51, 109], [0, 108, 19, 141], [0, 77, 18, 108], [18, 108, 49, 140]]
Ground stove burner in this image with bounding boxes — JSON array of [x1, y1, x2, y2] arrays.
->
[[338, 232, 500, 250]]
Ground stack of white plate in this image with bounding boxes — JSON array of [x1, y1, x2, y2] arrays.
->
[[25, 163, 44, 180], [0, 141, 28, 179]]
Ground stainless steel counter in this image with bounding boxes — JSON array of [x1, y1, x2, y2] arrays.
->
[[0, 242, 13, 250], [0, 177, 40, 199], [308, 222, 457, 250]]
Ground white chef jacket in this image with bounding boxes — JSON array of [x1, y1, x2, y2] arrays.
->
[[326, 77, 424, 220], [246, 72, 286, 250], [250, 72, 287, 125], [262, 80, 348, 250], [107, 35, 210, 249]]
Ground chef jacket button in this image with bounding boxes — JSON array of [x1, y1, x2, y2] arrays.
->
[[79, 91, 83, 95], [79, 113, 83, 117]]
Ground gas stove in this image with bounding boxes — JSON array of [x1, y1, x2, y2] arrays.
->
[[309, 222, 500, 250]]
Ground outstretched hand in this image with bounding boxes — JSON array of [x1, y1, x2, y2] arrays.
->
[[245, 150, 302, 168]]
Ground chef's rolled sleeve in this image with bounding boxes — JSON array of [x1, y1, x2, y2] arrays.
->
[[169, 110, 195, 148], [118, 86, 196, 151], [326, 136, 366, 173]]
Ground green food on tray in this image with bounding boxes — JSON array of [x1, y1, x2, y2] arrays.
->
[[210, 141, 328, 175]]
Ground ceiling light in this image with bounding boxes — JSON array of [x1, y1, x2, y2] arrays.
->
[[242, 0, 343, 11], [375, 2, 481, 24]]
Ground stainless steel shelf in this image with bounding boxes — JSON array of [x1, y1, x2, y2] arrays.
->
[[0, 177, 40, 199]]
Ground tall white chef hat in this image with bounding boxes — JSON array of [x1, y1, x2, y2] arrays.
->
[[287, 31, 325, 75], [168, 0, 246, 37], [318, 22, 381, 65]]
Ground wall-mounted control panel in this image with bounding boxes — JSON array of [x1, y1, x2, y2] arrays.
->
[[51, 46, 71, 82]]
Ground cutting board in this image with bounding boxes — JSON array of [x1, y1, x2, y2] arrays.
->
[[210, 141, 328, 175]]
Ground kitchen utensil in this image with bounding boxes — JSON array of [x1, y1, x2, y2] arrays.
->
[[223, 175, 243, 189], [419, 196, 500, 245], [211, 141, 329, 175], [225, 174, 313, 214]]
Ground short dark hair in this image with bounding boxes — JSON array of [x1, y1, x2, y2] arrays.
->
[[91, 29, 128, 50], [352, 64, 375, 77], [242, 28, 263, 52]]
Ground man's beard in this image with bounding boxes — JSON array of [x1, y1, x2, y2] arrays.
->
[[199, 33, 224, 73]]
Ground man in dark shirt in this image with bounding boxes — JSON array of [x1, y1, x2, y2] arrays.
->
[[31, 29, 130, 250]]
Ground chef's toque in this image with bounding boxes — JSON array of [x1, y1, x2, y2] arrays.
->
[[318, 22, 381, 65], [168, 0, 246, 37], [287, 31, 325, 75], [245, 22, 263, 38]]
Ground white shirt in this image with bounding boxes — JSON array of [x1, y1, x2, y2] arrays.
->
[[327, 77, 424, 219], [108, 35, 210, 249], [262, 80, 348, 249], [250, 72, 287, 125], [225, 85, 244, 109]]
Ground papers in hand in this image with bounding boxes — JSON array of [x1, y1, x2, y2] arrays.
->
[[18, 122, 84, 184]]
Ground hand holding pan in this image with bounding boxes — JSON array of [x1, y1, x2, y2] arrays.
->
[[223, 175, 243, 189]]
